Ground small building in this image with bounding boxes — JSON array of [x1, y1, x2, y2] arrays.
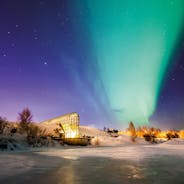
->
[[40, 112, 80, 138]]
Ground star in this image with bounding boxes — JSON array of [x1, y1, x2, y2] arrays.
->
[[180, 65, 184, 71], [79, 10, 83, 15], [18, 67, 22, 73], [60, 21, 65, 26], [33, 29, 37, 33], [11, 43, 15, 47], [57, 12, 61, 17], [65, 16, 70, 22], [81, 108, 85, 113], [39, 1, 44, 5], [44, 62, 48, 65]]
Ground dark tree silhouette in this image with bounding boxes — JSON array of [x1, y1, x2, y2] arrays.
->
[[0, 117, 8, 134], [18, 108, 33, 133], [128, 121, 137, 142]]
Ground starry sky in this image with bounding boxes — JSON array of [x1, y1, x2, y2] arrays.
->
[[0, 0, 184, 129]]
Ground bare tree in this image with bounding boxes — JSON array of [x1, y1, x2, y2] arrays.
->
[[0, 117, 8, 134], [26, 123, 48, 147], [18, 108, 33, 133], [128, 121, 137, 142]]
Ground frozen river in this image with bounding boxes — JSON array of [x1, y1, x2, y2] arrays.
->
[[0, 143, 184, 184]]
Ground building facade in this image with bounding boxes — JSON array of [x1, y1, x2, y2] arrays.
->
[[41, 112, 80, 138]]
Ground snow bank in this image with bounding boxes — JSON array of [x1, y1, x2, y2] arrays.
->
[[79, 126, 148, 146], [161, 138, 184, 145], [90, 135, 149, 146], [0, 135, 28, 151], [79, 126, 106, 137]]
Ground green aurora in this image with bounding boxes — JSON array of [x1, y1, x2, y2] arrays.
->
[[86, 0, 184, 125]]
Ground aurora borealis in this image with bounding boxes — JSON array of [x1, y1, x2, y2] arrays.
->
[[86, 0, 184, 125], [0, 0, 184, 129]]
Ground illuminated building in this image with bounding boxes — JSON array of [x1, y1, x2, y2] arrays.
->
[[41, 112, 80, 138]]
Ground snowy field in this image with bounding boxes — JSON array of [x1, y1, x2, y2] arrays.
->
[[0, 140, 184, 184]]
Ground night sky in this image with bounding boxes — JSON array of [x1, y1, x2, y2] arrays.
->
[[0, 0, 184, 129]]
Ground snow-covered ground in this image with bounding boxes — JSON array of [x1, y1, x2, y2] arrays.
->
[[1, 125, 184, 183], [37, 139, 184, 161], [0, 140, 184, 183]]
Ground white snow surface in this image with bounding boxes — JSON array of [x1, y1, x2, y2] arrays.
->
[[80, 126, 148, 146], [37, 140, 184, 162], [1, 125, 184, 181], [0, 154, 35, 180], [36, 126, 184, 161], [1, 138, 184, 182], [79, 126, 107, 137]]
